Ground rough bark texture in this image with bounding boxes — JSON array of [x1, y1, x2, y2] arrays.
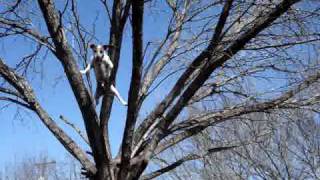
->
[[2, 0, 315, 180], [0, 59, 96, 174], [118, 1, 144, 179], [37, 0, 110, 178]]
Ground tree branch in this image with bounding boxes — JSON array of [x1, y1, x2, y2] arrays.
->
[[0, 96, 31, 109], [0, 17, 54, 51], [155, 70, 320, 154], [0, 86, 24, 99], [133, 0, 234, 153], [0, 59, 96, 174], [100, 0, 112, 23], [141, 145, 237, 180], [99, 0, 131, 161], [118, 0, 144, 179], [139, 0, 191, 103], [139, 0, 300, 171], [59, 115, 89, 145], [36, 0, 109, 171], [120, 0, 131, 28]]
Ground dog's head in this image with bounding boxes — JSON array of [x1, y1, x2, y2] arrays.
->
[[90, 44, 114, 59]]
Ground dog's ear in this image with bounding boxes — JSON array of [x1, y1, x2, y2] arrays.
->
[[89, 44, 96, 49], [103, 44, 114, 50]]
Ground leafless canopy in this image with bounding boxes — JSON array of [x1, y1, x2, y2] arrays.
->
[[1, 0, 320, 179]]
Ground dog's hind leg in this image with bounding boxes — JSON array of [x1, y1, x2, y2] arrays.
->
[[110, 85, 127, 106]]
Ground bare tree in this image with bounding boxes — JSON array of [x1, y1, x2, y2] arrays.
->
[[161, 108, 320, 180], [1, 0, 320, 179], [0, 153, 84, 180]]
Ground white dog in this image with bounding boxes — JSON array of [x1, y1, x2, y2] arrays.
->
[[80, 44, 127, 106]]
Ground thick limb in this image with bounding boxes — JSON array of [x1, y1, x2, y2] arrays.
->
[[110, 85, 127, 106]]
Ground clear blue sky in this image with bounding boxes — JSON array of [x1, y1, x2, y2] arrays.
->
[[1, 1, 313, 172], [0, 1, 171, 168]]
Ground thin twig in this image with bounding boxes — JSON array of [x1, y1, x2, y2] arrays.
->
[[59, 115, 89, 145]]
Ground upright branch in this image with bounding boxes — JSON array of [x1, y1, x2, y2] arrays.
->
[[36, 0, 109, 174], [99, 1, 131, 160], [118, 0, 144, 179]]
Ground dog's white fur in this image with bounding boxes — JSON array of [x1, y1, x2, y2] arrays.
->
[[80, 44, 127, 106]]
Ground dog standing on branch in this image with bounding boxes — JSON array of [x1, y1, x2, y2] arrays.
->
[[80, 44, 127, 106]]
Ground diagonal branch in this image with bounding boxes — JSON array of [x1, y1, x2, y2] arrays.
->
[[139, 0, 191, 103], [0, 18, 54, 51], [142, 0, 301, 167], [0, 96, 31, 109], [133, 0, 234, 152], [0, 59, 96, 174], [189, 67, 266, 105], [100, 0, 112, 23], [155, 70, 320, 154], [141, 145, 237, 180], [0, 86, 24, 99], [36, 0, 108, 169], [118, 0, 144, 178], [59, 115, 89, 145]]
